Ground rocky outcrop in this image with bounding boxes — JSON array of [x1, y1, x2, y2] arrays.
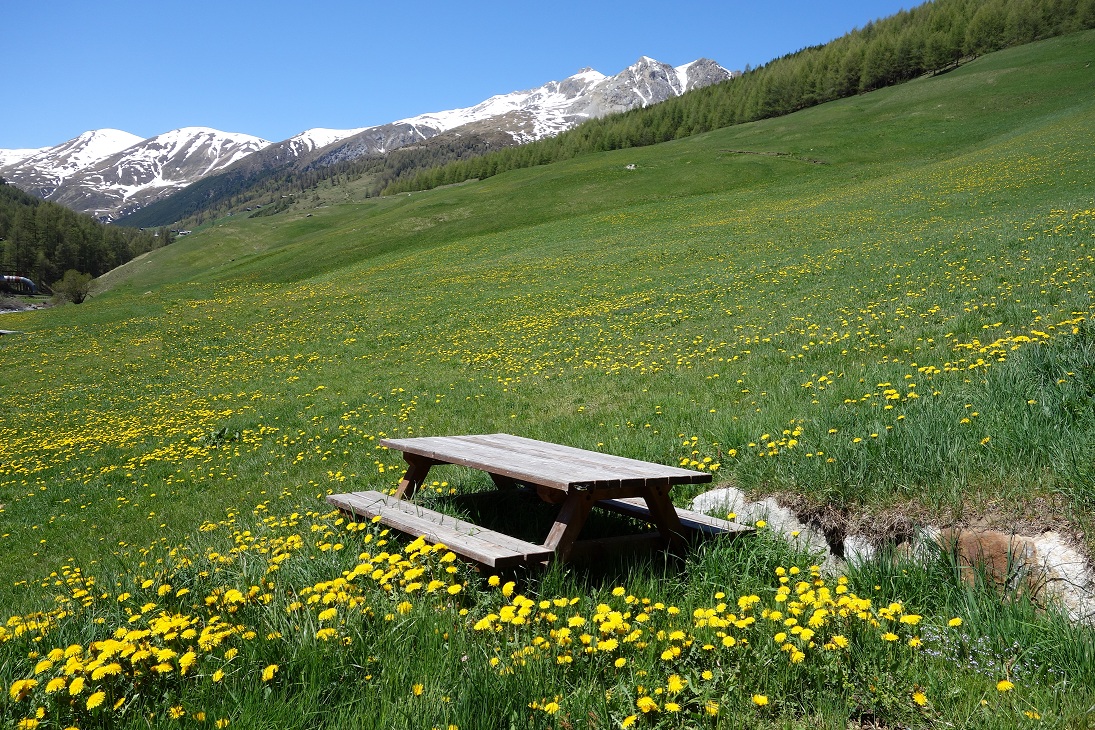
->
[[691, 486, 1094, 624]]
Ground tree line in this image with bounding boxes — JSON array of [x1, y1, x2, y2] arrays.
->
[[382, 0, 1095, 195], [112, 0, 1095, 228], [0, 179, 162, 285]]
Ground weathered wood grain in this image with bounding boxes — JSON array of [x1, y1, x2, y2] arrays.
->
[[327, 491, 553, 568], [597, 497, 755, 537]]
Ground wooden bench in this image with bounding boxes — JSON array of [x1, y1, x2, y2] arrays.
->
[[328, 490, 553, 568], [328, 433, 750, 567], [597, 497, 754, 537]]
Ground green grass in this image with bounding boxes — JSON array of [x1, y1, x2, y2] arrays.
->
[[2, 31, 1095, 728]]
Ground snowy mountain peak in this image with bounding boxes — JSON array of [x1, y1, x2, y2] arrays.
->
[[1, 128, 144, 187], [2, 54, 734, 221]]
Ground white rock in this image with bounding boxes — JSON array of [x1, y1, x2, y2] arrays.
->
[[843, 535, 876, 565]]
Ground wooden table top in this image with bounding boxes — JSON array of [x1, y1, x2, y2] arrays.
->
[[379, 433, 712, 492]]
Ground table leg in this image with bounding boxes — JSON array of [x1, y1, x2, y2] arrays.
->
[[543, 491, 596, 562], [640, 486, 688, 554], [393, 454, 436, 500]]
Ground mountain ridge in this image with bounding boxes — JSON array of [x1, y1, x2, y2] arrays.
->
[[1, 57, 733, 221]]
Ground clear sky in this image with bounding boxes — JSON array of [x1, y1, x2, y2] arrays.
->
[[1, 0, 915, 150]]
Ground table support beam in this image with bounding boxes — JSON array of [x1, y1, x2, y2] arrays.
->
[[393, 454, 440, 499], [542, 492, 596, 562]]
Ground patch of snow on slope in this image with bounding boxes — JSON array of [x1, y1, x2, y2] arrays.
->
[[395, 66, 610, 141], [14, 129, 143, 181], [674, 60, 698, 92], [0, 148, 46, 168], [289, 127, 371, 152]]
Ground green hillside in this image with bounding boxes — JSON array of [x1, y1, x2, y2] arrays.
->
[[2, 32, 1094, 729]]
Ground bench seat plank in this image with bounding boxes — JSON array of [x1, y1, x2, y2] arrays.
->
[[597, 497, 755, 537], [328, 491, 554, 568]]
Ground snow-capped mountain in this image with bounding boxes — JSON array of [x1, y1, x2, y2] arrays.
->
[[1, 128, 270, 220], [392, 57, 731, 142], [306, 57, 732, 168], [1, 56, 733, 220], [0, 129, 143, 199]]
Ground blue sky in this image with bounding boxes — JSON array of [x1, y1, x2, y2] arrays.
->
[[1, 0, 914, 150]]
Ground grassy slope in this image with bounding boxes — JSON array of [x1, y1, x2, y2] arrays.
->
[[2, 32, 1094, 615]]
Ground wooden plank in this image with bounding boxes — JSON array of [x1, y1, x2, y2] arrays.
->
[[597, 497, 755, 537], [380, 434, 712, 490], [467, 434, 702, 481], [451, 434, 710, 483], [327, 491, 553, 568], [382, 437, 633, 491], [331, 490, 550, 557]]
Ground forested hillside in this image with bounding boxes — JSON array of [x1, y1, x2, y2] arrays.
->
[[383, 0, 1095, 194], [111, 0, 1095, 229], [0, 179, 159, 283]]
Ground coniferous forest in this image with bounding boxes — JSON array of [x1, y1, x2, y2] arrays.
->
[[382, 0, 1095, 195], [0, 179, 160, 287], [115, 0, 1095, 230]]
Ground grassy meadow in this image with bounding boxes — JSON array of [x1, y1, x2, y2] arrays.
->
[[2, 32, 1094, 728]]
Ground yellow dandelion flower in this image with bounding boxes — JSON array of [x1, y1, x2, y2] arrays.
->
[[179, 652, 197, 673], [10, 679, 38, 701], [87, 690, 106, 710], [261, 664, 279, 682], [948, 617, 963, 627], [68, 676, 85, 696], [412, 683, 424, 696], [705, 700, 719, 716], [913, 690, 928, 706], [997, 680, 1015, 692], [752, 694, 769, 706], [621, 715, 638, 728]]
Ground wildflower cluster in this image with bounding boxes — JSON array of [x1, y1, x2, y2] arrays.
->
[[470, 565, 963, 725]]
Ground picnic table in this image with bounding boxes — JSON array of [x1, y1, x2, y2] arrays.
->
[[327, 433, 752, 568]]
